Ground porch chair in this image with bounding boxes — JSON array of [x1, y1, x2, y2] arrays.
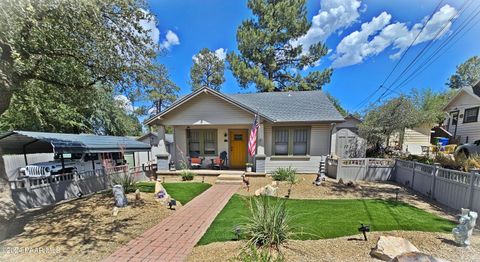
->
[[189, 152, 204, 169], [211, 151, 228, 170]]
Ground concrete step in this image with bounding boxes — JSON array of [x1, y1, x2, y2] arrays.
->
[[216, 174, 243, 181], [215, 180, 243, 185]]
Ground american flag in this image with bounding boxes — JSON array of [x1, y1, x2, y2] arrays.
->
[[248, 114, 259, 157]]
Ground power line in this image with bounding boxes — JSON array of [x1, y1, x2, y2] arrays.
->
[[352, 0, 445, 111], [388, 2, 480, 92], [374, 0, 471, 102]]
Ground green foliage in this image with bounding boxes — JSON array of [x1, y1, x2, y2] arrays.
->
[[143, 65, 180, 115], [271, 167, 296, 181], [162, 182, 212, 205], [236, 244, 285, 262], [325, 92, 348, 117], [245, 196, 291, 249], [447, 56, 480, 89], [0, 82, 142, 135], [135, 181, 156, 193], [111, 172, 136, 193], [198, 195, 455, 245], [410, 88, 455, 125], [359, 96, 418, 148], [227, 0, 332, 92], [0, 0, 166, 117], [190, 48, 225, 91], [180, 169, 195, 181]]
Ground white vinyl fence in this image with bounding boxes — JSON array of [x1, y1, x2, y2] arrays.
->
[[326, 157, 480, 213], [395, 159, 480, 213], [8, 165, 148, 211], [326, 157, 395, 181]]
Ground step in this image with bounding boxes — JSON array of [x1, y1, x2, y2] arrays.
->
[[216, 174, 243, 181], [215, 180, 243, 185]]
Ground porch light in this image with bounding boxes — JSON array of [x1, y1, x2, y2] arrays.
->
[[358, 224, 370, 241], [168, 199, 177, 210]]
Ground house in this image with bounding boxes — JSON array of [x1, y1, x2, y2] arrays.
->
[[443, 81, 480, 144], [145, 87, 353, 173], [330, 115, 366, 158]]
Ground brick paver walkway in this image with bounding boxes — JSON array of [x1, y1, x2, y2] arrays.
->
[[104, 184, 239, 262]]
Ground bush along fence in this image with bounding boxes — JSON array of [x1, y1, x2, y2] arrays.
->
[[326, 157, 480, 214], [8, 165, 146, 211]]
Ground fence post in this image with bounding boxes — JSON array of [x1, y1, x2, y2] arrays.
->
[[468, 170, 479, 209], [411, 161, 416, 189], [431, 164, 440, 200], [365, 158, 369, 179]]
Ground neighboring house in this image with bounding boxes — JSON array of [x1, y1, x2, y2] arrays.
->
[[145, 87, 349, 173], [330, 115, 366, 158], [443, 81, 480, 144], [134, 132, 174, 166], [387, 126, 432, 155]]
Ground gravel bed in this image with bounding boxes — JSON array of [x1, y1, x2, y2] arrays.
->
[[189, 231, 480, 262], [0, 191, 178, 262]]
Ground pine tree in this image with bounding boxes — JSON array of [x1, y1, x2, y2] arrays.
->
[[190, 48, 225, 91]]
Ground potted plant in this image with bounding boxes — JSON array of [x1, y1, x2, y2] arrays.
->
[[245, 163, 253, 172]]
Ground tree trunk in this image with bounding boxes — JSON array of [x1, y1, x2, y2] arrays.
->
[[0, 149, 17, 240], [0, 87, 13, 116]]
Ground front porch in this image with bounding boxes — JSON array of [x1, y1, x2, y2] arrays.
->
[[156, 169, 266, 177]]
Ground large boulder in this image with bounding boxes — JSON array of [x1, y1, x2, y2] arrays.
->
[[254, 184, 277, 197], [370, 236, 419, 261], [393, 252, 449, 262]]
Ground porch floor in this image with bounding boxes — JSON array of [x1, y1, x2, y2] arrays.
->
[[156, 169, 265, 177]]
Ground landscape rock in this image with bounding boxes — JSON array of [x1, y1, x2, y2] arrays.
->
[[254, 184, 278, 196], [370, 236, 419, 261], [393, 251, 449, 262], [338, 178, 344, 184]]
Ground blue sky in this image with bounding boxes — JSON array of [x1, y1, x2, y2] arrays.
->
[[144, 0, 480, 113]]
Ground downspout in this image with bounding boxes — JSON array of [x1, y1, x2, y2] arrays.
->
[[329, 123, 336, 156]]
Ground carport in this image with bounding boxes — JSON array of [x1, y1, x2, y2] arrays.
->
[[0, 130, 151, 167]]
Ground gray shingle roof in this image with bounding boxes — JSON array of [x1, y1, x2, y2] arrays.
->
[[227, 90, 345, 122]]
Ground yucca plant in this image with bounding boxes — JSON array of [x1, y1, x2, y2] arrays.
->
[[181, 169, 195, 181], [244, 196, 291, 250], [285, 170, 298, 198]]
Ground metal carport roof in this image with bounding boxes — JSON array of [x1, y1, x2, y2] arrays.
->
[[0, 131, 151, 154]]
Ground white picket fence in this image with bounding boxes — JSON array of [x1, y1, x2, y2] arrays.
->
[[326, 157, 480, 213]]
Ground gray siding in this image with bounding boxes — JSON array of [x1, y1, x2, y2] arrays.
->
[[161, 92, 254, 126]]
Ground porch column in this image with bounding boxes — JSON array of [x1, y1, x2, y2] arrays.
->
[[156, 125, 170, 171], [255, 123, 266, 173]]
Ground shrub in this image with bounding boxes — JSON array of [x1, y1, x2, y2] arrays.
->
[[245, 196, 291, 249], [181, 169, 195, 181], [111, 171, 136, 193], [271, 167, 295, 181]]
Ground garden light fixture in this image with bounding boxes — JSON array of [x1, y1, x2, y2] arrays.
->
[[358, 224, 370, 241], [168, 199, 177, 210]]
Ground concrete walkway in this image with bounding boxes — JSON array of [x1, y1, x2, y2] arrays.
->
[[104, 184, 239, 262]]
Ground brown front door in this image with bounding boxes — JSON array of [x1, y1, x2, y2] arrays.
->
[[229, 129, 248, 169]]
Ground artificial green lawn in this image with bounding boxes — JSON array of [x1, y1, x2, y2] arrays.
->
[[135, 181, 211, 205], [197, 194, 455, 245]]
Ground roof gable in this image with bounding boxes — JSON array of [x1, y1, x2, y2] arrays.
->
[[444, 82, 480, 110]]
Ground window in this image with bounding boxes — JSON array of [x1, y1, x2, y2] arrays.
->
[[188, 129, 217, 156], [464, 107, 479, 123], [273, 127, 309, 156]]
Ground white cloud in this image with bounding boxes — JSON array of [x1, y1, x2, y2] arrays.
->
[[192, 48, 227, 63], [114, 95, 134, 113], [214, 48, 227, 60], [139, 10, 160, 44], [292, 0, 362, 52], [160, 30, 180, 50], [332, 4, 457, 68]]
